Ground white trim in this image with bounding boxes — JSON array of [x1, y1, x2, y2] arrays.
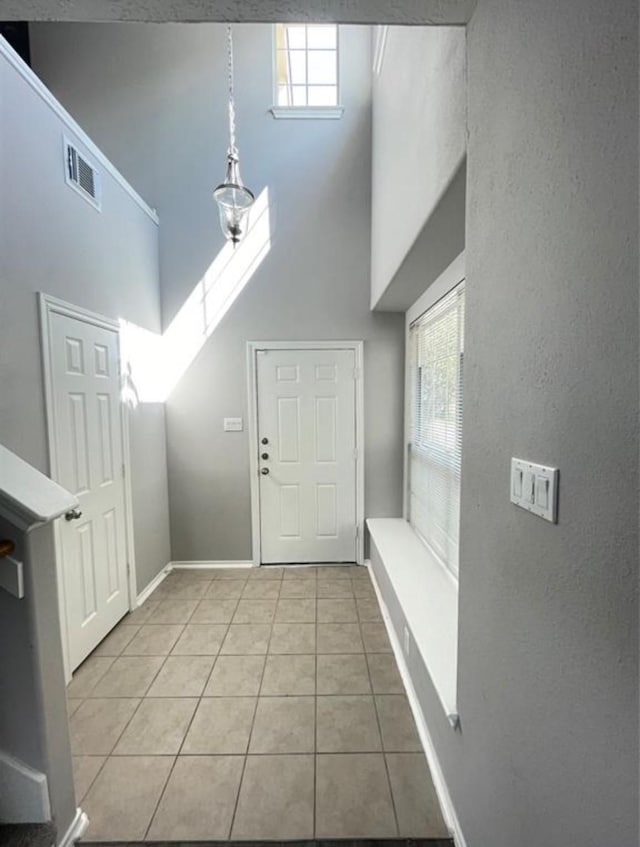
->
[[170, 560, 254, 570], [120, 404, 139, 608], [135, 565, 171, 606], [247, 342, 261, 567], [57, 807, 89, 847], [270, 23, 342, 119], [0, 35, 159, 225], [0, 751, 50, 823], [406, 251, 466, 326], [368, 563, 468, 847], [136, 561, 253, 606], [372, 25, 389, 75], [368, 517, 458, 717], [403, 251, 465, 520], [247, 340, 365, 567], [270, 106, 344, 119], [38, 293, 137, 680]]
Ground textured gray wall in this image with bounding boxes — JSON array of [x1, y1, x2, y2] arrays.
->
[[0, 45, 171, 592], [460, 2, 638, 841], [31, 22, 405, 562], [373, 2, 639, 846], [3, 0, 476, 25], [371, 25, 466, 307]]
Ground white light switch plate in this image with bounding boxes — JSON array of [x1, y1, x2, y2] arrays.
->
[[510, 458, 558, 522], [223, 417, 243, 432]]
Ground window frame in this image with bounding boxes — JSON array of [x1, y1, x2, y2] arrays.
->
[[404, 253, 466, 582], [270, 23, 344, 120]]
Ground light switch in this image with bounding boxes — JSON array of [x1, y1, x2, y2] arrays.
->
[[510, 458, 558, 523], [223, 417, 243, 432], [523, 471, 535, 504], [512, 467, 523, 499], [536, 476, 549, 509]]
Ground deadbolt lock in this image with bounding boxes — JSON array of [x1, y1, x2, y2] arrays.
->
[[260, 468, 269, 475]]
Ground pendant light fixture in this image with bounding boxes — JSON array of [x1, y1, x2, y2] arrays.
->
[[214, 24, 255, 246]]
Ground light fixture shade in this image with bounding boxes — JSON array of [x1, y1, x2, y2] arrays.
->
[[214, 150, 255, 245]]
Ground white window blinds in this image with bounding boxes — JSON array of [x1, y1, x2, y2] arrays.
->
[[408, 283, 465, 577]]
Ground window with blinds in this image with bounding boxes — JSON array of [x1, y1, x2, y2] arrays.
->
[[408, 283, 465, 578]]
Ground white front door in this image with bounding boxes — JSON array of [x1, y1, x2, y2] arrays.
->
[[48, 310, 129, 670], [256, 348, 357, 563]]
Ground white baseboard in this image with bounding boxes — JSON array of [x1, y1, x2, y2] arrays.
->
[[368, 565, 467, 847], [136, 561, 254, 606], [0, 750, 50, 823], [57, 807, 89, 847], [170, 560, 254, 570], [135, 566, 170, 606]]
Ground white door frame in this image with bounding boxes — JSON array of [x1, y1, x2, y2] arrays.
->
[[38, 293, 137, 681], [247, 340, 365, 567]]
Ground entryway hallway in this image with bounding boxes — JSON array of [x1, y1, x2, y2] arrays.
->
[[67, 565, 450, 843]]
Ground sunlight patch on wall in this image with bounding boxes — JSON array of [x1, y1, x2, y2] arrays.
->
[[120, 187, 272, 404]]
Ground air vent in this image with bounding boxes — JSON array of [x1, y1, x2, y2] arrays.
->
[[63, 137, 101, 210]]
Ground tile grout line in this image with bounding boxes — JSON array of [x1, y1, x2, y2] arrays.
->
[[103, 577, 210, 837], [125, 582, 204, 840], [197, 594, 241, 696], [72, 567, 395, 842], [356, 574, 401, 839], [76, 635, 171, 837], [69, 576, 215, 838], [74, 750, 109, 807], [226, 572, 281, 840], [139, 576, 232, 838]]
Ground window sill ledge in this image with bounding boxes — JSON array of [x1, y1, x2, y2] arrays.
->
[[367, 518, 459, 720], [269, 106, 345, 120]]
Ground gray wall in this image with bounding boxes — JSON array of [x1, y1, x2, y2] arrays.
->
[[6, 1, 477, 25], [373, 4, 638, 847], [371, 25, 466, 307], [460, 2, 638, 841], [31, 22, 405, 562], [0, 44, 171, 591]]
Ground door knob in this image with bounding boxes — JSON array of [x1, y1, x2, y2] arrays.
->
[[65, 508, 83, 521], [261, 437, 269, 445], [261, 453, 269, 460], [260, 468, 269, 475]]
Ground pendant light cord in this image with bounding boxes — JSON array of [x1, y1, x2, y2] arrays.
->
[[226, 23, 237, 156]]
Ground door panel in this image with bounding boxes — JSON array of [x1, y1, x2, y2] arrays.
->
[[257, 348, 357, 563], [49, 312, 129, 670]]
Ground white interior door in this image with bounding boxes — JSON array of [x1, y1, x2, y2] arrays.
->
[[256, 348, 357, 563], [48, 311, 129, 670]]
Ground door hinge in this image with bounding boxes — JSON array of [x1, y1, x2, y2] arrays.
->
[[353, 448, 358, 461], [122, 463, 126, 478], [353, 367, 360, 380], [355, 524, 359, 539]]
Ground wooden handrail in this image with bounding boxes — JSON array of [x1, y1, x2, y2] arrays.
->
[[0, 540, 15, 558]]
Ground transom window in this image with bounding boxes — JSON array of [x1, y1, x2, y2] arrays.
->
[[273, 23, 340, 110], [408, 282, 465, 578]]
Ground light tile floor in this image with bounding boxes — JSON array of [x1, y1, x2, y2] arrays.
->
[[69, 565, 449, 842]]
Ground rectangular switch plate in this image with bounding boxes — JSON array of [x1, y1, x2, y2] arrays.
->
[[510, 458, 558, 523], [223, 417, 243, 432]]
